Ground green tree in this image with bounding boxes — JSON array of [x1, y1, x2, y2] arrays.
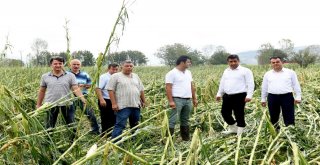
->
[[107, 50, 147, 66], [257, 43, 288, 65], [155, 43, 205, 66], [31, 38, 48, 66], [72, 50, 95, 66], [0, 58, 24, 67], [30, 51, 51, 66], [279, 39, 295, 59], [291, 45, 320, 67], [208, 46, 230, 65]]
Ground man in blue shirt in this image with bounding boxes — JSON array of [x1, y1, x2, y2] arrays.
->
[[70, 59, 99, 134], [96, 63, 119, 137]]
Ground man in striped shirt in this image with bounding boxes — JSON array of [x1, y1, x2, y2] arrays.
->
[[107, 60, 146, 139]]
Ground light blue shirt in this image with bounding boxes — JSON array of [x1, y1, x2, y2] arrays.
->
[[97, 72, 111, 99]]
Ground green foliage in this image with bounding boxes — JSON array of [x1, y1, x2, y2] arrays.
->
[[1, 65, 320, 164], [291, 45, 320, 68], [257, 43, 288, 65], [208, 46, 230, 65], [107, 50, 147, 66], [72, 50, 95, 66], [31, 38, 48, 66], [0, 58, 24, 67], [155, 43, 206, 67]]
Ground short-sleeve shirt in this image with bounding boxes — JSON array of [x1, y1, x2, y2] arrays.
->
[[106, 72, 144, 110], [165, 68, 193, 98], [97, 72, 112, 99], [40, 71, 77, 106], [70, 70, 92, 94]]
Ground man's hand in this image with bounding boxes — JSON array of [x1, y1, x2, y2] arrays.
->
[[261, 102, 267, 107], [216, 96, 221, 102], [193, 98, 198, 107], [81, 98, 87, 105], [36, 104, 41, 109], [112, 104, 119, 112], [169, 101, 176, 109], [99, 99, 107, 107], [244, 98, 251, 103], [295, 100, 301, 104]]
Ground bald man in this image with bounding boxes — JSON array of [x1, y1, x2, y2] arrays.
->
[[70, 59, 100, 134]]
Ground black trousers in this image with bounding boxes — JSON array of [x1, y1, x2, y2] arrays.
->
[[221, 92, 247, 127], [98, 99, 116, 135], [46, 105, 75, 128], [267, 93, 295, 129]]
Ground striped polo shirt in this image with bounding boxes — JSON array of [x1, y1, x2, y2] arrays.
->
[[106, 72, 144, 110], [40, 71, 77, 106]]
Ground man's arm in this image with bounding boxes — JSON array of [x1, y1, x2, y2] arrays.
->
[[245, 69, 255, 102], [191, 82, 198, 107], [140, 91, 146, 107], [95, 88, 106, 107], [261, 73, 268, 107], [108, 90, 119, 111], [36, 87, 46, 109], [216, 72, 225, 101], [165, 83, 176, 108], [72, 85, 86, 104]]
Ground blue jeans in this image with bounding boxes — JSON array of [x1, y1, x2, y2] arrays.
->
[[74, 99, 100, 133], [111, 108, 140, 139]]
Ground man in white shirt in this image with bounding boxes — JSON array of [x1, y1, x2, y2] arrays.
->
[[216, 54, 254, 135], [95, 63, 119, 136], [165, 55, 198, 141], [261, 56, 301, 130]]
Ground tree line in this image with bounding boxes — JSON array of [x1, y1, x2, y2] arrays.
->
[[1, 38, 320, 67]]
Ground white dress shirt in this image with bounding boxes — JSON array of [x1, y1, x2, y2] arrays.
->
[[216, 65, 255, 99], [261, 68, 302, 102]]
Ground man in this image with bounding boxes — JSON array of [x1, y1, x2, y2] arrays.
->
[[95, 63, 119, 136], [165, 55, 198, 141], [107, 60, 146, 139], [261, 56, 301, 130], [36, 56, 86, 131], [69, 59, 99, 134], [216, 54, 254, 135]]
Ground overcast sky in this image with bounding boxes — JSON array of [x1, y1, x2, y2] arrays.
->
[[1, 0, 320, 65]]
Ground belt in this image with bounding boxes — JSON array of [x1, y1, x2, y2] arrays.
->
[[173, 97, 191, 100], [224, 92, 246, 96], [268, 93, 292, 96]]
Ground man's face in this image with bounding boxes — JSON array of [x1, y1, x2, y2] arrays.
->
[[70, 60, 81, 73], [51, 60, 64, 72], [108, 66, 119, 75], [227, 58, 239, 69], [122, 63, 134, 74], [183, 59, 192, 68], [270, 58, 283, 70]]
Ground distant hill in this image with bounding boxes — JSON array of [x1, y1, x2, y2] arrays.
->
[[236, 46, 307, 65], [237, 50, 258, 65]]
